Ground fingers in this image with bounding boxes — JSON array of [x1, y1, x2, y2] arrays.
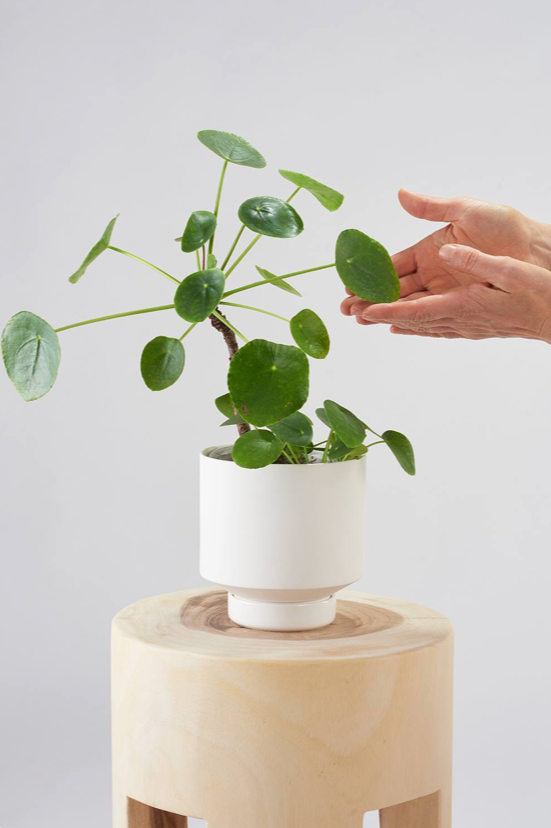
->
[[398, 189, 469, 223], [439, 244, 521, 290], [360, 290, 463, 325]]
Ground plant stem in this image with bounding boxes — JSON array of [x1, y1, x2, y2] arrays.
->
[[195, 249, 201, 270], [209, 309, 250, 436], [209, 159, 228, 254], [365, 440, 385, 448], [281, 447, 297, 465], [322, 430, 334, 463], [221, 224, 246, 271], [286, 186, 301, 203], [55, 304, 175, 333], [202, 245, 206, 270], [222, 263, 336, 298], [219, 301, 290, 323], [224, 233, 262, 278], [108, 246, 180, 285], [211, 309, 249, 343], [179, 323, 197, 341]]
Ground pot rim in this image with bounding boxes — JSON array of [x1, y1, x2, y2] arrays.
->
[[201, 445, 367, 471]]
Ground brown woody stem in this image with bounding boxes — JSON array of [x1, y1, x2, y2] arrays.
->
[[209, 309, 251, 436]]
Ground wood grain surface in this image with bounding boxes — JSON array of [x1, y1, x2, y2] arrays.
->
[[113, 588, 453, 828]]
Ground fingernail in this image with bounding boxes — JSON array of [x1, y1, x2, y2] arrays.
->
[[439, 244, 458, 261]]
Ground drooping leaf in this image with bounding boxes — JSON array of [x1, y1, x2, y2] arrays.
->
[[255, 266, 301, 297], [345, 444, 368, 460], [207, 253, 218, 268], [316, 407, 331, 428], [279, 169, 344, 212], [382, 430, 416, 475], [197, 130, 266, 168], [140, 336, 185, 391], [336, 229, 400, 303], [174, 268, 225, 322], [220, 413, 246, 426], [180, 211, 217, 253], [68, 215, 119, 284], [2, 311, 61, 401], [232, 429, 284, 469], [290, 309, 330, 359], [215, 392, 235, 418], [269, 411, 313, 446], [323, 400, 366, 448], [328, 438, 352, 461], [228, 339, 309, 427], [238, 197, 304, 238]]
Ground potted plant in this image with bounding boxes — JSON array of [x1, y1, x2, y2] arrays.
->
[[2, 130, 415, 631]]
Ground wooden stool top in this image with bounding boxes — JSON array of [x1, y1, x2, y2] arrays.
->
[[113, 588, 452, 662]]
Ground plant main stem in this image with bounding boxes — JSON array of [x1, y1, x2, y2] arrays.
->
[[55, 304, 176, 332], [108, 247, 180, 285], [209, 309, 250, 436]]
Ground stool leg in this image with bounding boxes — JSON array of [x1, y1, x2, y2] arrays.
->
[[379, 791, 446, 828], [127, 798, 188, 828]]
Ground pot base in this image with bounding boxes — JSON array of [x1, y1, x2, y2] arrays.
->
[[228, 592, 337, 632]]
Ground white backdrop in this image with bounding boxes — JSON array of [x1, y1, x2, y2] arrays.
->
[[1, 1, 550, 825]]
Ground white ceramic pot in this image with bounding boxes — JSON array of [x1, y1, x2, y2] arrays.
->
[[199, 446, 367, 631]]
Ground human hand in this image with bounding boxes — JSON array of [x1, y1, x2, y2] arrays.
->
[[350, 244, 551, 342], [341, 189, 551, 327]]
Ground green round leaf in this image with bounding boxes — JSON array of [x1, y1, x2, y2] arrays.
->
[[181, 211, 217, 253], [238, 197, 304, 238], [382, 430, 416, 475], [228, 339, 309, 427], [215, 392, 234, 418], [316, 407, 331, 428], [232, 429, 284, 469], [269, 411, 313, 446], [220, 413, 246, 426], [197, 130, 266, 168], [279, 170, 344, 212], [140, 336, 185, 391], [336, 229, 400, 303], [324, 399, 366, 448], [290, 309, 330, 359], [174, 268, 225, 322], [255, 266, 301, 297], [328, 437, 352, 461], [2, 311, 61, 401], [207, 253, 218, 268], [344, 444, 368, 461], [69, 214, 119, 284]]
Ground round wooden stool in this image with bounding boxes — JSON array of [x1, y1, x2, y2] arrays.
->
[[112, 588, 453, 828]]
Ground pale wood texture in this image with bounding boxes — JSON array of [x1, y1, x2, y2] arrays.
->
[[112, 588, 453, 828], [128, 798, 188, 828], [379, 791, 442, 827]]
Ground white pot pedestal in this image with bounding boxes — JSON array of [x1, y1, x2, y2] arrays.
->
[[228, 593, 337, 631]]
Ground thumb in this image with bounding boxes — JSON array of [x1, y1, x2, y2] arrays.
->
[[398, 189, 466, 223], [439, 244, 519, 289]]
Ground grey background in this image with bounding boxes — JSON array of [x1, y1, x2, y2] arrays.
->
[[1, 0, 550, 825]]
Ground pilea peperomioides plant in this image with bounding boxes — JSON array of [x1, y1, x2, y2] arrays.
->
[[2, 130, 415, 474]]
